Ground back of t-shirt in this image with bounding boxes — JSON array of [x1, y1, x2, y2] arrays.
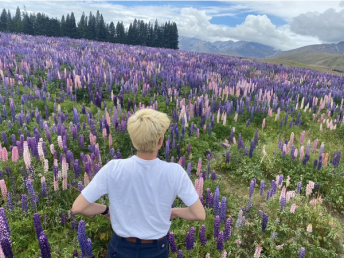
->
[[81, 155, 199, 239]]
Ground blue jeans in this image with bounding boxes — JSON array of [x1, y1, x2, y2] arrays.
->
[[107, 233, 169, 258]]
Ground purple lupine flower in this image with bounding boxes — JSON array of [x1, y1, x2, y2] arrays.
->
[[217, 231, 224, 251], [200, 195, 205, 207], [185, 229, 194, 251], [214, 215, 220, 239], [168, 232, 177, 253], [199, 225, 207, 245], [319, 142, 325, 159], [186, 163, 192, 176], [33, 213, 43, 239], [280, 197, 286, 211], [226, 150, 230, 164], [72, 250, 79, 258], [7, 193, 13, 210], [272, 232, 278, 239], [235, 209, 244, 228], [262, 213, 269, 232], [207, 164, 211, 178], [41, 181, 47, 198], [61, 213, 67, 225], [85, 238, 93, 258], [206, 190, 213, 208], [78, 220, 87, 258], [22, 194, 28, 214], [0, 236, 13, 258], [187, 143, 191, 155], [278, 175, 284, 186], [0, 208, 11, 237], [79, 135, 84, 149], [165, 141, 170, 162], [238, 134, 243, 149], [303, 154, 310, 165], [270, 180, 277, 196], [296, 182, 302, 193], [317, 159, 323, 170], [39, 231, 51, 258], [224, 218, 232, 242], [220, 197, 227, 223], [249, 179, 255, 199], [211, 171, 217, 181], [78, 182, 84, 193], [260, 181, 265, 195], [314, 159, 318, 169], [25, 180, 37, 210], [214, 187, 220, 216], [176, 144, 180, 158], [177, 250, 183, 258], [298, 247, 306, 258]]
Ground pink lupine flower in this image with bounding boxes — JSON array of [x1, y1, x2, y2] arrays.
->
[[262, 146, 267, 156], [203, 124, 207, 131], [312, 139, 318, 153], [268, 108, 273, 117], [262, 118, 266, 129], [234, 113, 238, 122], [299, 146, 305, 161], [221, 250, 227, 258], [289, 132, 294, 147], [50, 144, 55, 155], [320, 123, 323, 131], [309, 199, 317, 206], [84, 173, 90, 187], [0, 180, 7, 202], [41, 176, 46, 184], [11, 146, 19, 162], [57, 136, 63, 149], [197, 177, 204, 196], [196, 158, 202, 176], [233, 137, 236, 145], [197, 129, 199, 138], [38, 173, 42, 178], [279, 186, 286, 201], [286, 176, 291, 187], [109, 134, 113, 149], [194, 179, 199, 194], [307, 224, 312, 232], [23, 141, 31, 169], [206, 253, 210, 258], [299, 131, 305, 144], [223, 114, 227, 126], [236, 239, 241, 245], [62, 158, 68, 178], [254, 244, 262, 258], [44, 159, 49, 173], [58, 171, 62, 181], [62, 176, 68, 190], [2, 148, 8, 162], [38, 141, 44, 161], [53, 179, 59, 191], [290, 204, 297, 213], [0, 148, 2, 161], [102, 128, 107, 142], [294, 149, 298, 159]]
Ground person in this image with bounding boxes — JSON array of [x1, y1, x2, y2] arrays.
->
[[71, 108, 206, 258]]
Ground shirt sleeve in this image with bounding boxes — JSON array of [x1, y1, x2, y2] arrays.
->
[[176, 166, 199, 207], [81, 160, 113, 203]]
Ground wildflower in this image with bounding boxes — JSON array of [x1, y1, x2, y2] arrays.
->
[[249, 179, 255, 198], [260, 181, 265, 195], [236, 239, 241, 245], [290, 203, 297, 213], [21, 194, 28, 214], [221, 250, 227, 258], [214, 187, 220, 216], [199, 225, 207, 245], [220, 197, 227, 223], [33, 213, 43, 239], [217, 231, 224, 251], [214, 216, 220, 238], [78, 221, 88, 257], [235, 210, 244, 228], [224, 218, 232, 242], [262, 213, 268, 232], [186, 228, 195, 251], [254, 244, 262, 258], [39, 231, 51, 258], [196, 158, 202, 175], [276, 244, 284, 250], [280, 197, 286, 211], [306, 224, 312, 232], [298, 247, 306, 258], [296, 182, 302, 194], [177, 250, 183, 258], [0, 236, 13, 258], [0, 180, 7, 202]]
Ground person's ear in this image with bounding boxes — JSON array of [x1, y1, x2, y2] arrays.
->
[[158, 137, 164, 146]]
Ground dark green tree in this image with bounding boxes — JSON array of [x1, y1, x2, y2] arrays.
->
[[21, 10, 34, 35], [0, 9, 7, 31], [13, 7, 22, 33], [115, 21, 126, 44], [108, 21, 115, 43], [77, 12, 87, 39], [69, 12, 78, 38]]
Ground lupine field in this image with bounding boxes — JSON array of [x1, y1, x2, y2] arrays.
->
[[0, 32, 343, 258]]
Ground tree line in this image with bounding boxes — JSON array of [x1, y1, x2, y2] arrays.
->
[[0, 7, 179, 49]]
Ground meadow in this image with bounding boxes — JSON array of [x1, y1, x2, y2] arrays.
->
[[0, 32, 343, 258]]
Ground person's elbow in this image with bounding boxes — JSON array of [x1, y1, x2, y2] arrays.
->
[[198, 208, 206, 221]]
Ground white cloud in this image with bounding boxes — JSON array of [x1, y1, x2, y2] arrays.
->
[[290, 8, 344, 42]]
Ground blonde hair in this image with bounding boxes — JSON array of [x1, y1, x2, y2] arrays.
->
[[128, 109, 170, 153]]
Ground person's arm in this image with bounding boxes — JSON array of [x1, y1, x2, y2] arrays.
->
[[71, 194, 109, 216], [171, 199, 205, 221]]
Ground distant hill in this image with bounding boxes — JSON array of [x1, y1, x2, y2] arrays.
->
[[271, 42, 344, 57], [179, 36, 278, 58], [263, 52, 344, 73]]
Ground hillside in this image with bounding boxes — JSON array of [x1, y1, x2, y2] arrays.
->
[[272, 42, 344, 57], [259, 52, 344, 74]]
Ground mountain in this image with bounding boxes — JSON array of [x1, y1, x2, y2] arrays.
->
[[178, 36, 278, 58], [271, 42, 344, 57]]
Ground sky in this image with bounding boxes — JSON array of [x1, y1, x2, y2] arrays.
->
[[2, 0, 344, 51]]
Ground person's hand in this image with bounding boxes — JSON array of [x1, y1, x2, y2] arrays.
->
[[103, 208, 111, 221], [170, 208, 178, 220]]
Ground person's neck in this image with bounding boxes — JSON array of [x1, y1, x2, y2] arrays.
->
[[136, 151, 158, 160]]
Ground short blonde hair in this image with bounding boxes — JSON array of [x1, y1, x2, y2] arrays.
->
[[128, 109, 170, 153]]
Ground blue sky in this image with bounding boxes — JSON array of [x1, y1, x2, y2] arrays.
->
[[2, 1, 344, 50]]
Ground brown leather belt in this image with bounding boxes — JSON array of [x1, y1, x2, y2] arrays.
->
[[116, 233, 165, 244]]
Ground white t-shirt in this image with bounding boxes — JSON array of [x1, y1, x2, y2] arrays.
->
[[81, 155, 199, 239]]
